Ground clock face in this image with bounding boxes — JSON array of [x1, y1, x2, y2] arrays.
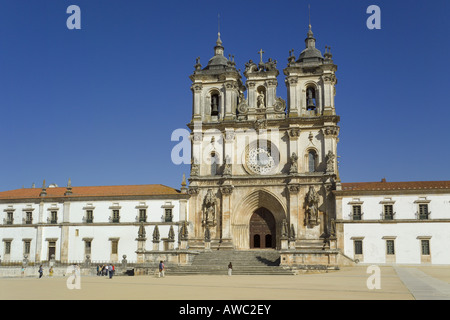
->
[[246, 145, 276, 175]]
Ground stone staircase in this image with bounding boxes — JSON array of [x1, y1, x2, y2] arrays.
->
[[166, 250, 296, 276]]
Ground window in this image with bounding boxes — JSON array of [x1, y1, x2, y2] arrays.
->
[[111, 240, 118, 255], [352, 205, 362, 221], [306, 86, 316, 111], [25, 212, 33, 224], [6, 212, 13, 225], [139, 209, 147, 222], [383, 205, 394, 220], [50, 211, 58, 224], [386, 240, 395, 255], [165, 209, 173, 222], [308, 151, 316, 173], [4, 241, 11, 255], [354, 240, 363, 255], [421, 240, 430, 255], [85, 240, 92, 255], [23, 240, 31, 255], [419, 204, 429, 220], [112, 210, 120, 223], [86, 210, 94, 223], [211, 93, 219, 116]]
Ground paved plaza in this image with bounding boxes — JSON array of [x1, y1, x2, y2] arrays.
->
[[1, 266, 450, 300]]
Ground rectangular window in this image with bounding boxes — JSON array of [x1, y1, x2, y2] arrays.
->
[[86, 210, 93, 223], [26, 212, 33, 224], [24, 241, 31, 255], [421, 240, 430, 255], [112, 210, 120, 223], [85, 240, 92, 255], [352, 205, 362, 221], [50, 211, 58, 224], [5, 241, 11, 255], [139, 209, 147, 222], [384, 205, 394, 220], [354, 240, 363, 255], [111, 240, 118, 255], [165, 209, 173, 222], [6, 212, 13, 224], [386, 240, 395, 255], [419, 204, 429, 220]]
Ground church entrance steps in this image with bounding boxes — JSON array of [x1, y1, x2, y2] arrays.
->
[[167, 250, 296, 275]]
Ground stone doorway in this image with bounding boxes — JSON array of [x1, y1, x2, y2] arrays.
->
[[250, 208, 276, 249]]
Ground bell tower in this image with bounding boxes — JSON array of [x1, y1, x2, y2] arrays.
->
[[190, 32, 245, 123], [284, 24, 338, 118]]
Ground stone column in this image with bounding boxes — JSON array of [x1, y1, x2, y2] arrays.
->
[[60, 225, 69, 263], [220, 185, 234, 249], [288, 184, 300, 243], [286, 77, 298, 117], [60, 202, 70, 263], [191, 83, 203, 120], [224, 81, 235, 120], [34, 201, 45, 262]]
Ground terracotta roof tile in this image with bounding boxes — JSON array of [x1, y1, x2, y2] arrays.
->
[[341, 180, 450, 192], [0, 184, 181, 200]]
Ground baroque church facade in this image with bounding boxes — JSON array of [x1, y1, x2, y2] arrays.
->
[[1, 25, 449, 269], [187, 25, 340, 262]]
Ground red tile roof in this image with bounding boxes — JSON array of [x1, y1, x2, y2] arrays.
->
[[341, 181, 450, 192], [0, 184, 181, 200]]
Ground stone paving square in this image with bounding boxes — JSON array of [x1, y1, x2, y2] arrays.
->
[[3, 266, 444, 300]]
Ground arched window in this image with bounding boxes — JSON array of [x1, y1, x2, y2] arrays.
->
[[306, 86, 316, 111], [308, 150, 317, 173], [211, 93, 219, 116], [210, 152, 219, 176]]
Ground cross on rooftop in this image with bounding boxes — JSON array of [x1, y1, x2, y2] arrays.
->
[[258, 49, 265, 64]]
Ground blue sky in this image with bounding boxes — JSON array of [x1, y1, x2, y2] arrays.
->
[[0, 0, 449, 192]]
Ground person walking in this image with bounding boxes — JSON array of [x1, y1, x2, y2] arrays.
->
[[158, 261, 165, 278], [228, 262, 233, 276], [108, 264, 113, 279], [38, 265, 43, 278]]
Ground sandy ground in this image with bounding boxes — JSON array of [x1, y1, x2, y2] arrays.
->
[[0, 266, 424, 300]]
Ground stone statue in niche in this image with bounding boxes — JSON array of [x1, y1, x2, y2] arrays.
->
[[326, 151, 335, 173], [289, 152, 298, 174], [305, 186, 320, 227], [257, 92, 265, 108], [223, 155, 232, 176], [202, 189, 217, 227]]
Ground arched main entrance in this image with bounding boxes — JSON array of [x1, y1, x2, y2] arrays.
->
[[250, 208, 276, 249]]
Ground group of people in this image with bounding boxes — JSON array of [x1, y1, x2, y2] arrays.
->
[[33, 260, 228, 278], [37, 265, 54, 278], [97, 264, 115, 278]]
